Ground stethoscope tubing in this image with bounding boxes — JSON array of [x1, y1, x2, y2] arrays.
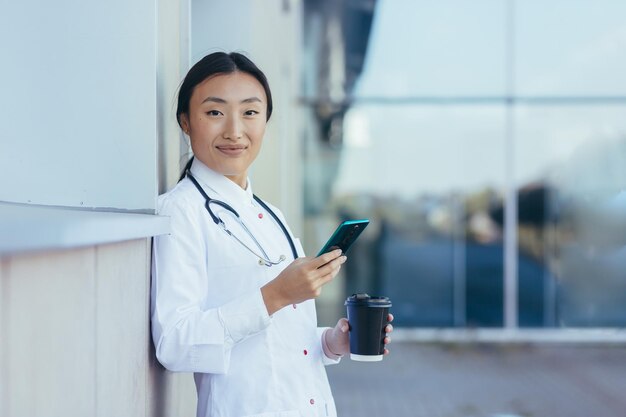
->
[[186, 170, 298, 265]]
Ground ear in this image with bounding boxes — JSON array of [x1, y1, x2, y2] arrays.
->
[[179, 113, 191, 135]]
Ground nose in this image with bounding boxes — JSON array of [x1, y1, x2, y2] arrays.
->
[[223, 115, 243, 140]]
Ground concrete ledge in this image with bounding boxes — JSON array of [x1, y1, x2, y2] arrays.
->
[[393, 328, 626, 344], [0, 201, 170, 255]]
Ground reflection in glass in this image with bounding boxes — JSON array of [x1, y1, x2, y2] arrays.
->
[[356, 0, 507, 97], [515, 106, 626, 326], [315, 105, 507, 327], [302, 0, 626, 329], [516, 0, 626, 95]]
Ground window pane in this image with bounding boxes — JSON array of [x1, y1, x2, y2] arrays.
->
[[356, 0, 507, 97], [516, 0, 626, 95], [515, 105, 626, 326], [322, 105, 507, 327], [304, 0, 626, 330]]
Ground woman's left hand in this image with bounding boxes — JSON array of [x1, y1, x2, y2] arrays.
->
[[325, 313, 394, 357], [324, 318, 350, 357]]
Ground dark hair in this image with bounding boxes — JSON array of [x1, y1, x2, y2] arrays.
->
[[177, 52, 273, 180]]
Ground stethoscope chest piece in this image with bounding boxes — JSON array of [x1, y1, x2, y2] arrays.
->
[[258, 254, 286, 267]]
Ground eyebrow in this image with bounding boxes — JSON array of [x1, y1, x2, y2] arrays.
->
[[201, 96, 262, 104]]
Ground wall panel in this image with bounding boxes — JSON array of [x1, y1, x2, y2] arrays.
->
[[0, 260, 7, 417], [96, 239, 149, 417], [0, 0, 157, 212], [6, 248, 96, 417]]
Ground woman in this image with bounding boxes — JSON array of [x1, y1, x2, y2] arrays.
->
[[151, 52, 393, 417]]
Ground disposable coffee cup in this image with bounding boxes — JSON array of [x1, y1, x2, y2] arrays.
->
[[345, 293, 392, 362]]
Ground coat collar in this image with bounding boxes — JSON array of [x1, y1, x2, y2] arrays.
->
[[189, 158, 254, 205]]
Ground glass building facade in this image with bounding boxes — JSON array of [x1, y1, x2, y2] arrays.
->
[[302, 0, 626, 328]]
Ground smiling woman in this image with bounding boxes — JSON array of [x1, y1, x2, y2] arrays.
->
[[179, 72, 268, 188], [175, 52, 273, 188], [150, 52, 393, 417]]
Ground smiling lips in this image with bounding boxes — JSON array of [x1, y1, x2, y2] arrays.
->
[[216, 144, 247, 156]]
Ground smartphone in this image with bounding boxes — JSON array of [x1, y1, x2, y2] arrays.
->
[[316, 219, 370, 257]]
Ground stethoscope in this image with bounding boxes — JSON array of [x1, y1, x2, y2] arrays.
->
[[186, 170, 298, 267]]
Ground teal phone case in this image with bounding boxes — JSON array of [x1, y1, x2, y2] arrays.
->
[[317, 219, 370, 256]]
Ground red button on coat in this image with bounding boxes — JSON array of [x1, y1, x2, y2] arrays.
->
[[310, 399, 315, 405], [303, 349, 308, 355], [292, 304, 297, 309], [258, 213, 263, 219]]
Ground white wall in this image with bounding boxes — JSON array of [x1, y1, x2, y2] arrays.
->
[[0, 240, 196, 417], [190, 0, 304, 234], [0, 0, 157, 212], [0, 1, 198, 416], [0, 2, 305, 415], [157, 0, 192, 193]]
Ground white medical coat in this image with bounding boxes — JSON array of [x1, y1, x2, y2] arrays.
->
[[151, 159, 340, 417]]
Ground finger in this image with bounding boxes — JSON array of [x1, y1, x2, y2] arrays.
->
[[384, 336, 391, 344], [326, 263, 344, 282], [337, 317, 349, 333], [316, 256, 347, 290], [317, 255, 346, 276], [388, 313, 394, 322], [313, 271, 336, 292], [385, 324, 393, 333], [383, 348, 390, 355], [314, 249, 342, 268], [316, 265, 341, 287]]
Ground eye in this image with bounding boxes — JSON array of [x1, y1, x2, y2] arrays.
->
[[206, 110, 222, 116], [244, 110, 259, 116]]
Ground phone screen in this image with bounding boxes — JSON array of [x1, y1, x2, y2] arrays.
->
[[317, 219, 369, 257]]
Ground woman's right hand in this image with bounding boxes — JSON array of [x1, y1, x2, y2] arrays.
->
[[261, 249, 346, 315]]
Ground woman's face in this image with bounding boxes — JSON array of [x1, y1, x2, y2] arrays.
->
[[181, 71, 268, 188]]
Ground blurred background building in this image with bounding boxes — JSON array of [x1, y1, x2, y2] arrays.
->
[[305, 0, 626, 332], [1, 0, 625, 416]]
